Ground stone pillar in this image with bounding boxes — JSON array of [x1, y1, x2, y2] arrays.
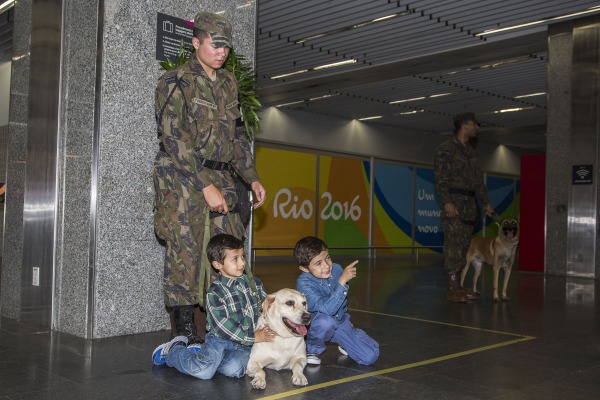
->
[[1, 0, 256, 338]]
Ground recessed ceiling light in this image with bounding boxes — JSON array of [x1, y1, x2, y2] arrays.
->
[[270, 60, 356, 79], [389, 96, 426, 104], [514, 92, 546, 99], [295, 11, 412, 44], [0, 0, 15, 13], [476, 6, 600, 36], [358, 116, 383, 121]]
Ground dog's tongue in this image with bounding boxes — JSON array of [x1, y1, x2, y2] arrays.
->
[[290, 321, 308, 336], [507, 232, 514, 239]]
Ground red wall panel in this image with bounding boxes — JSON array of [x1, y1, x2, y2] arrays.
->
[[519, 154, 546, 272]]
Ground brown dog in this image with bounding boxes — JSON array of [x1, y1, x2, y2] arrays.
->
[[246, 288, 311, 390], [460, 219, 519, 302]]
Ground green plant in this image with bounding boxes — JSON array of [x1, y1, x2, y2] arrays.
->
[[160, 40, 261, 140]]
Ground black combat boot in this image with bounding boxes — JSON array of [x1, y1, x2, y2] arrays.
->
[[172, 305, 204, 345], [447, 272, 468, 303]]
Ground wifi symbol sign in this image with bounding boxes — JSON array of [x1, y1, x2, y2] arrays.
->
[[576, 169, 589, 179], [573, 165, 593, 185]]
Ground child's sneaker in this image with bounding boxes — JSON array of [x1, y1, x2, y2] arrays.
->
[[187, 343, 203, 353], [306, 353, 321, 365], [152, 336, 188, 365], [338, 346, 348, 356]]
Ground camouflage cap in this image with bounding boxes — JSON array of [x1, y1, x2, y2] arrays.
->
[[453, 112, 480, 126], [194, 12, 232, 48]]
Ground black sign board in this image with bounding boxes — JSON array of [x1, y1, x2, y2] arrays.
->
[[156, 12, 194, 62], [573, 165, 593, 185]]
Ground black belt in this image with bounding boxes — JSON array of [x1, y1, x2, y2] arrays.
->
[[159, 143, 231, 172], [199, 158, 230, 171], [449, 188, 475, 197]]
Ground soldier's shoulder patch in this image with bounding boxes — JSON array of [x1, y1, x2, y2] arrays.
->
[[163, 73, 178, 85], [163, 74, 189, 89]]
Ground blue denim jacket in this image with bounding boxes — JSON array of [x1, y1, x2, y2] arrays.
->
[[296, 263, 348, 322]]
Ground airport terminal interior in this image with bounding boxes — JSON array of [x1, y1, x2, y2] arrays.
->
[[2, 1, 600, 399], [1, 254, 600, 400]]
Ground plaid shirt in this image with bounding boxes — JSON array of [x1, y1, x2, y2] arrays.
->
[[206, 274, 267, 347]]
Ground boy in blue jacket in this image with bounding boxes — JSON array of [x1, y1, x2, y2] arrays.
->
[[294, 236, 379, 366]]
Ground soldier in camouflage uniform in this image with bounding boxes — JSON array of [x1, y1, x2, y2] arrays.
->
[[433, 112, 494, 303], [153, 12, 266, 344]]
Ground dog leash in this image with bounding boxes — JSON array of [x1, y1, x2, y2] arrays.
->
[[489, 212, 501, 222]]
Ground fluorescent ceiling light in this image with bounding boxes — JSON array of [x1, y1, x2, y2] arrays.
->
[[390, 96, 425, 104], [442, 56, 531, 77], [270, 59, 356, 80], [0, 0, 15, 12], [308, 94, 338, 101], [358, 116, 383, 121], [494, 107, 536, 113], [275, 100, 305, 107], [514, 92, 546, 99], [275, 94, 338, 107], [429, 93, 452, 98], [476, 6, 600, 36], [236, 2, 253, 9], [295, 11, 412, 44], [313, 59, 356, 70], [389, 92, 454, 104], [270, 69, 309, 79], [397, 110, 424, 115]]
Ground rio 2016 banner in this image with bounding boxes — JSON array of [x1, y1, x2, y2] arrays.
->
[[253, 147, 370, 255], [318, 155, 370, 253], [414, 168, 443, 252], [253, 147, 317, 255], [253, 146, 519, 257], [370, 162, 413, 253]]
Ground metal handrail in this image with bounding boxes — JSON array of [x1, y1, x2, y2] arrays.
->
[[251, 245, 443, 266]]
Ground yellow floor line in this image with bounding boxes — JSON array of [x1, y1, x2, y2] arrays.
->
[[258, 310, 537, 400], [350, 309, 534, 338]]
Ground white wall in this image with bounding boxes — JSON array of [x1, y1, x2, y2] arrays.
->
[[257, 107, 522, 176], [0, 62, 10, 126]]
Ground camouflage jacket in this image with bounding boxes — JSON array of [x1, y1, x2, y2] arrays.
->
[[433, 136, 489, 206], [154, 56, 259, 193]]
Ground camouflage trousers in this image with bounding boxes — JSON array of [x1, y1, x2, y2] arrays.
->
[[442, 197, 478, 273], [154, 187, 245, 307]]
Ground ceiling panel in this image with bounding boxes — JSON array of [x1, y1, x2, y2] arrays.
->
[[256, 0, 600, 151]]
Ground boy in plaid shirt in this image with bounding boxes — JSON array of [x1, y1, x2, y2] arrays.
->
[[152, 234, 275, 379]]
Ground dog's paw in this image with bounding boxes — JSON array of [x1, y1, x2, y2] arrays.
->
[[292, 373, 308, 386], [251, 377, 266, 390]]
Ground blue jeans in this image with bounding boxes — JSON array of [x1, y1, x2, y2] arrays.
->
[[166, 333, 251, 379], [307, 312, 379, 365]]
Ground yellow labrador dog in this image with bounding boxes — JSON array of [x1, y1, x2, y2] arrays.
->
[[247, 288, 311, 390], [460, 219, 519, 302]]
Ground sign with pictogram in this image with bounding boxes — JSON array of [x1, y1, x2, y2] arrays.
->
[[156, 12, 194, 62], [573, 165, 593, 185]]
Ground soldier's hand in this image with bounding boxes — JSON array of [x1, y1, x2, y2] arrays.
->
[[202, 184, 229, 214], [485, 203, 495, 217], [251, 181, 267, 208], [444, 202, 458, 217]]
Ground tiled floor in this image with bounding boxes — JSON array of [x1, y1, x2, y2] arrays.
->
[[1, 254, 600, 399]]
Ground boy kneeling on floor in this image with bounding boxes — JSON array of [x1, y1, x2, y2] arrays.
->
[[152, 234, 275, 379], [294, 236, 379, 366]]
